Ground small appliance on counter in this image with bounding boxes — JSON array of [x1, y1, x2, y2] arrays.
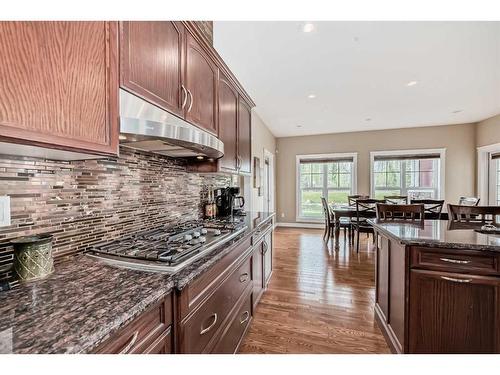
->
[[214, 187, 246, 217], [11, 234, 54, 282]]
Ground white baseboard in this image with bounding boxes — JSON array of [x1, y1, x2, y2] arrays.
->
[[276, 222, 324, 229]]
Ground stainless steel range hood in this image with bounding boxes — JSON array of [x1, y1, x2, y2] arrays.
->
[[119, 89, 224, 159]]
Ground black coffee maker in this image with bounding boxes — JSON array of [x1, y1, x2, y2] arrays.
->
[[214, 187, 245, 217]]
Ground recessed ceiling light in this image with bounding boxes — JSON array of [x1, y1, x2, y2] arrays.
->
[[307, 94, 316, 99], [365, 118, 372, 121], [452, 109, 463, 114], [406, 81, 418, 87], [302, 23, 315, 33], [296, 125, 303, 128], [196, 155, 204, 160]]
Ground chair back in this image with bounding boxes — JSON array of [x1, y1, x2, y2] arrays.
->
[[355, 199, 386, 220], [321, 197, 332, 226], [458, 196, 480, 206], [348, 194, 369, 207], [410, 199, 445, 219], [384, 195, 408, 204], [376, 203, 424, 222], [448, 204, 500, 225]]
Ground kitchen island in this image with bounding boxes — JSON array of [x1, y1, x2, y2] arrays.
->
[[0, 211, 275, 354], [370, 219, 500, 354]]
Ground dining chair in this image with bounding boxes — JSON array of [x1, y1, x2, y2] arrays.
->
[[352, 199, 385, 252], [384, 195, 408, 204], [347, 194, 369, 207], [410, 199, 445, 219], [448, 204, 500, 225], [458, 196, 480, 206], [321, 197, 351, 243], [376, 203, 424, 222]]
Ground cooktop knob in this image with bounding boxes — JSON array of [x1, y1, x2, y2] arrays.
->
[[201, 228, 208, 235], [199, 236, 207, 243], [193, 231, 201, 238], [213, 229, 221, 236], [184, 234, 193, 241]]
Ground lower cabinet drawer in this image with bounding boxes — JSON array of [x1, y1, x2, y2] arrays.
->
[[212, 291, 252, 354], [411, 247, 499, 276], [95, 294, 172, 354], [180, 256, 252, 353], [143, 327, 172, 354]]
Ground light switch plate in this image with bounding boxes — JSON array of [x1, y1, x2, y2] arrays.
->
[[0, 196, 11, 227]]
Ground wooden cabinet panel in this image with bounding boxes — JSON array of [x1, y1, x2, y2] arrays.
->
[[185, 32, 218, 135], [180, 256, 252, 353], [238, 98, 252, 174], [409, 269, 500, 353], [120, 21, 184, 117], [263, 230, 273, 286], [376, 236, 390, 321], [0, 21, 118, 156], [143, 328, 172, 354], [252, 242, 264, 309], [218, 72, 238, 172], [212, 291, 252, 354], [388, 241, 406, 352], [95, 294, 172, 354]]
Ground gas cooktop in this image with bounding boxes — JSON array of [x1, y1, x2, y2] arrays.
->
[[87, 218, 247, 272]]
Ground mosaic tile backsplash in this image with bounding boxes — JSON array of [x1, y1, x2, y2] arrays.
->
[[0, 146, 233, 281]]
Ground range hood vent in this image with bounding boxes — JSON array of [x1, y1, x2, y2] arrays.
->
[[119, 89, 224, 159]]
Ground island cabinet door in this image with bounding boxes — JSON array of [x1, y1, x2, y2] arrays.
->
[[409, 269, 500, 353], [120, 21, 185, 117]]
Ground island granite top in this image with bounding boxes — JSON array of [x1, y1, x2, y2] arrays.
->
[[368, 219, 500, 252]]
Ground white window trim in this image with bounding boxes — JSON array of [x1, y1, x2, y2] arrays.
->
[[369, 148, 446, 200], [477, 142, 500, 204], [295, 152, 358, 223]]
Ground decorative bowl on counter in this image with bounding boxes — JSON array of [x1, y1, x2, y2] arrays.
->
[[11, 234, 54, 282]]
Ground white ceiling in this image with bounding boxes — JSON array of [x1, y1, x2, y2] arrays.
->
[[213, 21, 500, 138]]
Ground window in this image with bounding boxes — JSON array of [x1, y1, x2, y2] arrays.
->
[[296, 153, 357, 220], [488, 153, 500, 205], [477, 144, 500, 205], [371, 150, 444, 200]]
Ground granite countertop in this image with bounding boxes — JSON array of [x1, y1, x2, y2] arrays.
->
[[369, 219, 500, 252], [0, 211, 275, 354]]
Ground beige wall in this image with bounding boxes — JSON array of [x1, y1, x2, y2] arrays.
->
[[276, 123, 477, 223], [476, 114, 500, 147], [250, 111, 277, 212]]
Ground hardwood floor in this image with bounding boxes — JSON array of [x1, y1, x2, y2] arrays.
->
[[239, 227, 390, 354]]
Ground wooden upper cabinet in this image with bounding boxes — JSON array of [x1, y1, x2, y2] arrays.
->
[[120, 21, 185, 117], [0, 22, 119, 156], [218, 72, 238, 172], [185, 32, 218, 135], [238, 98, 252, 175]]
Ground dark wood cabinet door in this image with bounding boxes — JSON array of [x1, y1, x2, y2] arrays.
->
[[238, 98, 252, 174], [263, 231, 273, 286], [185, 32, 218, 135], [409, 269, 500, 353], [0, 22, 119, 156], [252, 244, 264, 309], [120, 21, 185, 117], [376, 235, 390, 322], [217, 72, 238, 172]]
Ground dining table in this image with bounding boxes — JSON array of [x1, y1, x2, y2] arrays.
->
[[328, 203, 449, 249]]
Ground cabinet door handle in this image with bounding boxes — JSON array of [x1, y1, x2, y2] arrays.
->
[[262, 241, 268, 254], [200, 313, 218, 335], [441, 276, 472, 283], [440, 258, 471, 264], [181, 85, 188, 109], [119, 331, 139, 354], [187, 89, 194, 113], [239, 272, 249, 283], [240, 311, 250, 324]]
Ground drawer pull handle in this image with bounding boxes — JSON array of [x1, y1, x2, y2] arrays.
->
[[440, 258, 471, 264], [200, 313, 218, 335], [119, 331, 139, 354], [240, 311, 250, 324], [441, 276, 472, 283], [239, 273, 249, 283]]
